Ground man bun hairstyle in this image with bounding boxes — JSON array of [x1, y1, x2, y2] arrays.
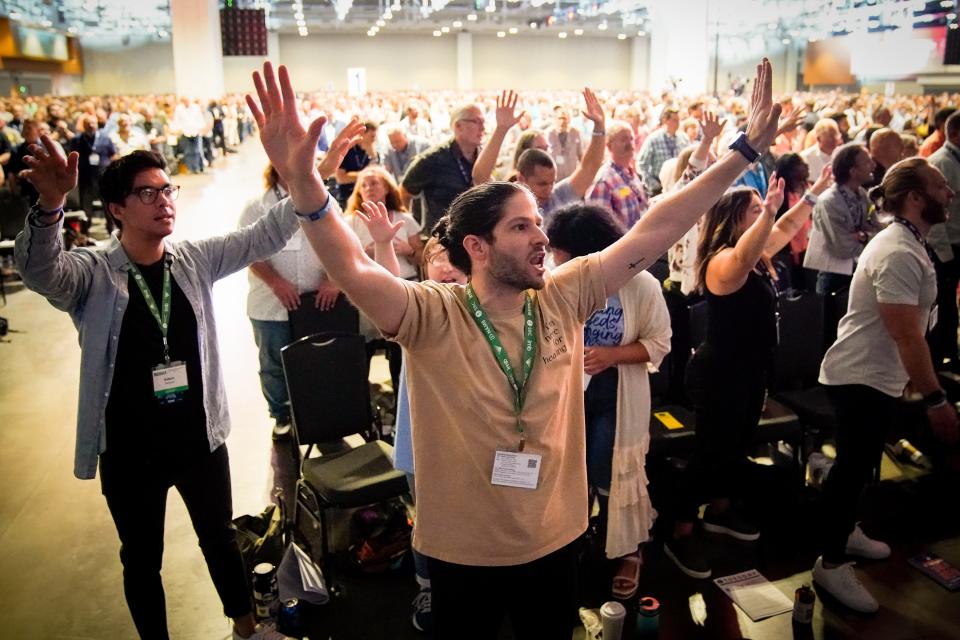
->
[[867, 156, 929, 214], [432, 181, 529, 276]]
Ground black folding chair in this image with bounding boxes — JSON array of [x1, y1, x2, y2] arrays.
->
[[281, 332, 407, 588], [287, 292, 360, 341]]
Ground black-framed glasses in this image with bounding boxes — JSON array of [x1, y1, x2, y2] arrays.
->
[[130, 185, 180, 205]]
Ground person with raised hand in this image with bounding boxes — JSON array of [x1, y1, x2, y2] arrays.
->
[[14, 129, 318, 638], [665, 159, 833, 581], [474, 87, 608, 224], [247, 58, 783, 638]]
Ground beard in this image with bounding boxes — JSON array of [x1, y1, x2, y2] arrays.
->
[[488, 244, 545, 291], [921, 193, 948, 225]]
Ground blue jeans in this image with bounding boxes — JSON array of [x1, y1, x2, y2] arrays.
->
[[178, 135, 203, 174], [250, 319, 292, 423], [816, 271, 852, 296], [584, 368, 618, 492]]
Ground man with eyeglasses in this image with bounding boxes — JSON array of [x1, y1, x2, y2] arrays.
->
[[400, 103, 485, 231], [13, 144, 344, 639]]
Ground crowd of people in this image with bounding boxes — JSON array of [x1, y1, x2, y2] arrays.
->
[[10, 57, 960, 639]]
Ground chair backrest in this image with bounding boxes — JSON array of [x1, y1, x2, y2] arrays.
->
[[772, 291, 825, 391], [288, 293, 360, 341], [0, 190, 29, 240], [281, 332, 373, 445]]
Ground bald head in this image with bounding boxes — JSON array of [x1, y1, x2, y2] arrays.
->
[[869, 128, 903, 169]]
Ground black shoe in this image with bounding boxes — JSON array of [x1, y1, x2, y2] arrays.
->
[[664, 537, 711, 579], [702, 506, 760, 541]]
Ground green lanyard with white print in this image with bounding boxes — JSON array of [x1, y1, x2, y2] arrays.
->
[[465, 283, 537, 451], [128, 256, 173, 365]]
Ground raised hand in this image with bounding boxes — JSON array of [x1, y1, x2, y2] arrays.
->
[[810, 164, 834, 196], [764, 172, 785, 215], [495, 90, 525, 131], [581, 87, 606, 130], [699, 110, 727, 142], [744, 59, 783, 153], [20, 134, 78, 209], [775, 105, 807, 138], [318, 117, 366, 181], [358, 200, 405, 245], [246, 62, 326, 186]]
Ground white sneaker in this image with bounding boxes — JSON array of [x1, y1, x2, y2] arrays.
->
[[233, 621, 293, 640], [812, 556, 879, 613], [845, 524, 891, 560]]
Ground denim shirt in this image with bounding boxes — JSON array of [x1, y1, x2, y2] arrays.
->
[[14, 196, 306, 479]]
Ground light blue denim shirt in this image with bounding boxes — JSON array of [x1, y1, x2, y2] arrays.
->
[[15, 196, 307, 479]]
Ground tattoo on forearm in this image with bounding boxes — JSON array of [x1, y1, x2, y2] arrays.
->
[[628, 256, 646, 270]]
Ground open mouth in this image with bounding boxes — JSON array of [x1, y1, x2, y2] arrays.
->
[[530, 252, 546, 272]]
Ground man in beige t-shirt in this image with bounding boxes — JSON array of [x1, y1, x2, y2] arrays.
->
[[247, 58, 784, 638]]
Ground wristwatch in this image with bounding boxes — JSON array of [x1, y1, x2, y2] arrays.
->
[[728, 132, 761, 163], [923, 389, 948, 409]]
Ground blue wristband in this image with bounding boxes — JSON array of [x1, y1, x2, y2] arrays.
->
[[728, 132, 761, 163], [30, 204, 64, 227], [295, 193, 332, 222]]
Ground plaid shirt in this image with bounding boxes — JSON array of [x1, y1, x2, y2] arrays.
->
[[638, 129, 688, 196], [588, 161, 649, 229]]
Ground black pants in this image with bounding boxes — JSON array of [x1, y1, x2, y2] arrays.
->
[[820, 384, 897, 564], [425, 540, 579, 640], [100, 444, 251, 639], [676, 350, 767, 522], [929, 250, 960, 367]]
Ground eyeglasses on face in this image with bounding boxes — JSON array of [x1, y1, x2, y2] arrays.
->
[[459, 118, 485, 127], [130, 184, 181, 205]]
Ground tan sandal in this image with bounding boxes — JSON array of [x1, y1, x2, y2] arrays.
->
[[611, 551, 642, 600]]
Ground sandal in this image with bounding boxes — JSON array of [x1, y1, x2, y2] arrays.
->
[[611, 551, 642, 600]]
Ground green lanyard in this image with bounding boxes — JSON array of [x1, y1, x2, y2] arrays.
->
[[465, 283, 537, 451], [128, 257, 173, 365]]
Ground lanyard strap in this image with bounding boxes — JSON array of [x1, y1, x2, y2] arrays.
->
[[893, 216, 936, 263], [465, 284, 537, 450], [128, 257, 173, 364]]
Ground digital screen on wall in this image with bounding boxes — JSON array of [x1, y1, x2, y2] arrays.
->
[[14, 25, 69, 61], [221, 8, 268, 56]]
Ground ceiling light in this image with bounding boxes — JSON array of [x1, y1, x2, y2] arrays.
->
[[377, 19, 386, 26], [574, 28, 583, 35], [294, 11, 304, 19], [467, 13, 478, 21], [529, 21, 537, 28], [509, 27, 518, 34], [949, 13, 958, 20], [942, 0, 955, 7], [391, 0, 401, 9], [158, 30, 168, 37], [453, 20, 463, 27], [952, 22, 960, 29], [497, 30, 506, 37], [617, 33, 627, 39], [558, 31, 567, 38], [485, 0, 496, 13], [292, 2, 302, 9], [441, 26, 450, 32], [433, 29, 442, 36], [782, 37, 791, 44], [297, 19, 305, 26], [9, 11, 20, 20], [40, 19, 52, 27], [384, 9, 393, 19], [598, 22, 607, 31], [637, 30, 646, 36], [368, 30, 376, 36], [68, 26, 79, 34]]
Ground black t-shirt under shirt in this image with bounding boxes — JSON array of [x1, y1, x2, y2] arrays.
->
[[102, 255, 208, 482]]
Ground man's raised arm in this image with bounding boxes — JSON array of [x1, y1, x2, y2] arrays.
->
[[598, 59, 782, 295], [246, 62, 409, 335], [567, 87, 606, 198], [472, 90, 524, 184]]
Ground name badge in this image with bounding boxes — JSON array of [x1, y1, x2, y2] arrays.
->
[[618, 186, 632, 198], [491, 450, 542, 490], [88, 152, 100, 166], [152, 361, 188, 405]]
